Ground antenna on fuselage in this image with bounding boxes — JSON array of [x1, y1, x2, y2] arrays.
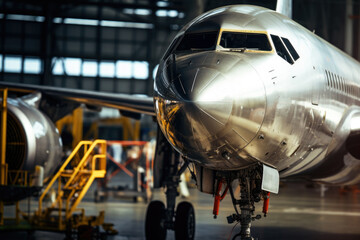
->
[[276, 0, 293, 19]]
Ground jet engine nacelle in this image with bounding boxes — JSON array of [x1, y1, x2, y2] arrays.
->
[[3, 94, 63, 180]]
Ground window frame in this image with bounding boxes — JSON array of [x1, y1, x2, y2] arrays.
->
[[217, 29, 274, 54]]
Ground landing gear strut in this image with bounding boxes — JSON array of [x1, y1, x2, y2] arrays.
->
[[224, 166, 269, 240], [145, 129, 195, 240]]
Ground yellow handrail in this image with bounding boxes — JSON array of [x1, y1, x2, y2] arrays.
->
[[1, 88, 8, 186], [7, 170, 28, 186], [63, 140, 106, 189], [37, 139, 106, 214]]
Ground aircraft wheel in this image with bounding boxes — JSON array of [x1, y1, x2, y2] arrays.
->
[[175, 201, 195, 240], [145, 200, 167, 240]]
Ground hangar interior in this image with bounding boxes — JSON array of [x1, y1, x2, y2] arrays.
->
[[0, 0, 360, 240], [1, 0, 359, 97], [1, 0, 360, 136]]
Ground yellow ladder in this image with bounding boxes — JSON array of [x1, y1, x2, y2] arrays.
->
[[34, 139, 107, 231]]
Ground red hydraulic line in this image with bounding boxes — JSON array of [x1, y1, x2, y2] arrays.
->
[[262, 192, 271, 217], [213, 179, 229, 219]]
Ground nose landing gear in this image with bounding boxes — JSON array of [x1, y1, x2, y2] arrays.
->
[[223, 166, 272, 240], [145, 144, 195, 240]]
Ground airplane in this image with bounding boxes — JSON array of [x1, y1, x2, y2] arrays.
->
[[1, 0, 360, 239]]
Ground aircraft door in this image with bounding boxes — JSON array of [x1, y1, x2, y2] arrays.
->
[[293, 30, 321, 106]]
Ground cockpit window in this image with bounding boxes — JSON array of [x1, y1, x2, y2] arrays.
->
[[271, 35, 294, 64], [163, 36, 181, 60], [281, 37, 300, 61], [176, 31, 218, 52], [219, 32, 272, 51]]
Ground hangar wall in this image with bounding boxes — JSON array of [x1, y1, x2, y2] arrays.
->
[[0, 0, 190, 95]]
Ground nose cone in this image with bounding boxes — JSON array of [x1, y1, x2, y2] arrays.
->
[[154, 52, 266, 168]]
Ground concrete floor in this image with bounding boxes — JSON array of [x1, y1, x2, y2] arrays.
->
[[1, 181, 360, 240]]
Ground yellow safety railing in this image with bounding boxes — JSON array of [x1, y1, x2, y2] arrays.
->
[[0, 88, 8, 226], [1, 88, 8, 186], [7, 170, 29, 186], [36, 139, 106, 229]]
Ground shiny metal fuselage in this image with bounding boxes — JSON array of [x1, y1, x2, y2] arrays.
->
[[154, 5, 360, 185]]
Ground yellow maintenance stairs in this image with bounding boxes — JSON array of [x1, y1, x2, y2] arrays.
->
[[32, 139, 117, 236]]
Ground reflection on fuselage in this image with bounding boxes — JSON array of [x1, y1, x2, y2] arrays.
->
[[155, 50, 266, 170]]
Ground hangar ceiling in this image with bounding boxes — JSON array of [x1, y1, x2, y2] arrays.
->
[[0, 0, 359, 96]]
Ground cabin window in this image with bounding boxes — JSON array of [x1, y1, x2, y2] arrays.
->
[[345, 80, 347, 93], [331, 73, 337, 89], [339, 76, 344, 92], [334, 74, 338, 90], [281, 37, 300, 61], [271, 35, 294, 64], [344, 80, 347, 93], [219, 32, 272, 51], [325, 70, 329, 87], [176, 31, 218, 52]]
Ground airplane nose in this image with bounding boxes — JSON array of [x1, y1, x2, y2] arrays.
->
[[154, 52, 266, 168]]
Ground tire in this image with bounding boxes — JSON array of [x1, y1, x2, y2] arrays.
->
[[175, 201, 195, 240], [145, 200, 167, 240]]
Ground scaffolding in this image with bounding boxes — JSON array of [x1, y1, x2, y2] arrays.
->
[[95, 140, 153, 203], [32, 139, 116, 235]]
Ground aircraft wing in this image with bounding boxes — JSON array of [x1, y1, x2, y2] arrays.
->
[[0, 81, 155, 120]]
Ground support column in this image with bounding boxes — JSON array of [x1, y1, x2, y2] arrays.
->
[[345, 0, 353, 56], [41, 3, 55, 85], [0, 0, 7, 82], [95, 4, 103, 91], [146, 1, 157, 96], [354, 2, 360, 60]]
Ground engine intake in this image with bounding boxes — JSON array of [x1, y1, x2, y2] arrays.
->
[[3, 95, 63, 179]]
